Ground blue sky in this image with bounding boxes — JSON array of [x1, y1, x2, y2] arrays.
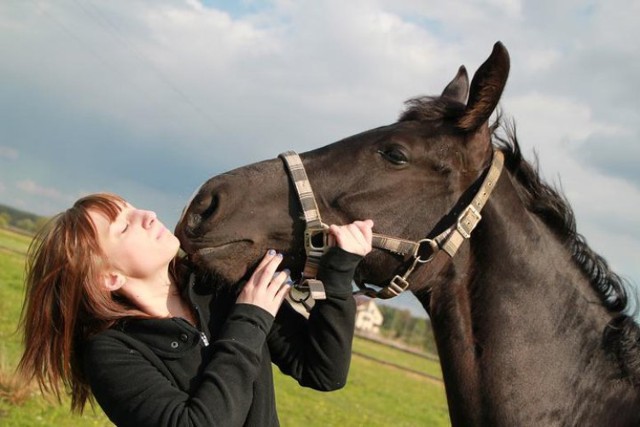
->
[[1, 0, 639, 316]]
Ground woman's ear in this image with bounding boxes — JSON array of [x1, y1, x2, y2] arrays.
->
[[102, 272, 126, 292]]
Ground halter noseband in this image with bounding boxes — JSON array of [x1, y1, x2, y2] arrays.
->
[[279, 149, 504, 305]]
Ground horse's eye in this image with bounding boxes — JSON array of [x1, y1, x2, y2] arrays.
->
[[378, 148, 409, 165]]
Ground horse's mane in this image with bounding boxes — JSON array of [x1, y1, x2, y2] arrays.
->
[[492, 120, 640, 386], [491, 120, 629, 313], [401, 96, 640, 385]]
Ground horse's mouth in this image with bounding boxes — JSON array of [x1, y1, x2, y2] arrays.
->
[[193, 240, 252, 258], [184, 239, 262, 284], [187, 239, 256, 266]]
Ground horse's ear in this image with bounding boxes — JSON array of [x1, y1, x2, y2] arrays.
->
[[441, 66, 469, 104], [457, 42, 510, 132]]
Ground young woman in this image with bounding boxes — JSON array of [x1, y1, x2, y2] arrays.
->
[[18, 193, 373, 426]]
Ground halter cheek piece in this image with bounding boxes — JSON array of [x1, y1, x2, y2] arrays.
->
[[279, 150, 504, 310]]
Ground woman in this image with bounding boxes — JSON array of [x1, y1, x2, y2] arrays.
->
[[18, 193, 373, 426]]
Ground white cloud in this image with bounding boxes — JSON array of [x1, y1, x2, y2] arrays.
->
[[16, 179, 72, 202], [521, 48, 561, 73], [507, 93, 624, 154]]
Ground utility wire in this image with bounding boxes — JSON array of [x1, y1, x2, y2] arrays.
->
[[75, 0, 218, 126], [31, 0, 218, 128]]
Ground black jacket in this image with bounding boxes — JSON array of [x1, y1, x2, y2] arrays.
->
[[82, 247, 360, 427]]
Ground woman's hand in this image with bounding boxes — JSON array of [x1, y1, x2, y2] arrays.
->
[[236, 250, 291, 317], [328, 219, 374, 256]]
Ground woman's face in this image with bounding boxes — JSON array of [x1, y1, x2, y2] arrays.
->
[[89, 203, 180, 281]]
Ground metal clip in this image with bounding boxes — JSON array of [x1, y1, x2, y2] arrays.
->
[[289, 283, 314, 312], [389, 275, 410, 295]]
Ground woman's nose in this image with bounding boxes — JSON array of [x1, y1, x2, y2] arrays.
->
[[141, 210, 157, 229]]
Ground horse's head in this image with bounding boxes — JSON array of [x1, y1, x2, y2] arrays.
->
[[176, 42, 640, 425], [175, 42, 510, 291]]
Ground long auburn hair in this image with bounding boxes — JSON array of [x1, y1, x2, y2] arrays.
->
[[17, 193, 184, 412]]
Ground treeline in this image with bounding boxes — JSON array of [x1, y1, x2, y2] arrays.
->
[[0, 204, 48, 233], [377, 304, 437, 355]]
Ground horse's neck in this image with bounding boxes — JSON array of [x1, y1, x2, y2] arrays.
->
[[427, 175, 639, 426]]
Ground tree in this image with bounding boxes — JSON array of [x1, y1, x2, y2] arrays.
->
[[422, 318, 437, 354], [34, 216, 50, 232], [0, 212, 9, 228], [390, 309, 412, 339], [16, 218, 35, 232]]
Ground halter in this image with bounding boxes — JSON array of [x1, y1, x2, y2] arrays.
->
[[278, 149, 504, 305]]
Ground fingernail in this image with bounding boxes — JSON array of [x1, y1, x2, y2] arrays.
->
[[283, 268, 290, 275], [276, 252, 283, 258], [268, 249, 276, 256]]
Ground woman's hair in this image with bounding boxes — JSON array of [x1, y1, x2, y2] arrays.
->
[[17, 193, 184, 412]]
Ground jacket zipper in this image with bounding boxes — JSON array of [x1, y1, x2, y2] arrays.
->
[[192, 305, 209, 347], [199, 331, 210, 347]]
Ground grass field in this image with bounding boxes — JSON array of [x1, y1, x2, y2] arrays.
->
[[0, 228, 450, 426]]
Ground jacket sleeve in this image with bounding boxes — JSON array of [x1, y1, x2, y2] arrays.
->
[[82, 304, 274, 427], [267, 246, 360, 391]]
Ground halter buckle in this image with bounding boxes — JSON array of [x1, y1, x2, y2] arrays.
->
[[457, 205, 482, 239], [389, 275, 410, 295], [304, 225, 330, 253]]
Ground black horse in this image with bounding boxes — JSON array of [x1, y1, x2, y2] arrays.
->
[[176, 42, 640, 425]]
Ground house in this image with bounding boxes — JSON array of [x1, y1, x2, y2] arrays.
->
[[354, 295, 384, 334]]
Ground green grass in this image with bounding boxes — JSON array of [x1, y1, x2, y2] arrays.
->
[[274, 354, 449, 426], [0, 228, 31, 255], [0, 228, 450, 426], [352, 337, 443, 379], [0, 229, 31, 363]]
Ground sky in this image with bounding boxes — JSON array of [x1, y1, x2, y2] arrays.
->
[[1, 0, 639, 317]]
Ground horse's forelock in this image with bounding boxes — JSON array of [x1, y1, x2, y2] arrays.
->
[[399, 96, 465, 123]]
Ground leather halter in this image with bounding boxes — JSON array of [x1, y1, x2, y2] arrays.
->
[[279, 149, 504, 302]]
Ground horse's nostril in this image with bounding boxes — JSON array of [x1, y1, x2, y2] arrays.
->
[[188, 193, 220, 229], [200, 194, 219, 221]]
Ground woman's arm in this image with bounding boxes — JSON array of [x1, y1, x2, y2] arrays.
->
[[267, 220, 373, 390]]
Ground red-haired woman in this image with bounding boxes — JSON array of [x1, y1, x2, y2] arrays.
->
[[18, 193, 373, 426]]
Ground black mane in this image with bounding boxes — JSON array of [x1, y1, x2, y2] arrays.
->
[[491, 120, 631, 314], [493, 118, 640, 386]]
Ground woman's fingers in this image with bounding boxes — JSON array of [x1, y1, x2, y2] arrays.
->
[[237, 249, 291, 316], [274, 280, 291, 304], [328, 220, 374, 255], [249, 250, 282, 287]]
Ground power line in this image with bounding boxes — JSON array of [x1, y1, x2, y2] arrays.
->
[[30, 0, 218, 128], [76, 0, 218, 126]]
